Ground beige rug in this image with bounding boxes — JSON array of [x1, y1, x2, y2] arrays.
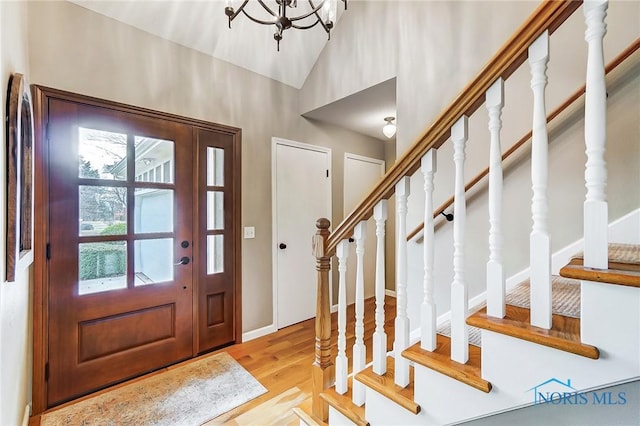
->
[[41, 352, 267, 426]]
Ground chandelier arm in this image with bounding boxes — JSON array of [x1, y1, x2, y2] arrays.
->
[[287, 1, 325, 22], [241, 10, 278, 26], [228, 0, 250, 21], [291, 20, 324, 31], [256, 0, 279, 17]]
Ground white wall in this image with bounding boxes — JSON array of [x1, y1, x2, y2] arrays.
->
[[0, 2, 33, 425]]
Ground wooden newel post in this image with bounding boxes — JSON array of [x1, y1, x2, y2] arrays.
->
[[311, 218, 334, 421]]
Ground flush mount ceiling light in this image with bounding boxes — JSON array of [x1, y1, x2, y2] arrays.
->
[[225, 0, 347, 51], [383, 116, 396, 139]]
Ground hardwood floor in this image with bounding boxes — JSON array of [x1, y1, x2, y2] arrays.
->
[[29, 296, 396, 425]]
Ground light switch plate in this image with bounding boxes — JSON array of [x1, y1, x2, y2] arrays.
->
[[244, 226, 255, 239]]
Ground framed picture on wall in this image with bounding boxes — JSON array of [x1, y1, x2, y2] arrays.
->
[[5, 73, 34, 282]]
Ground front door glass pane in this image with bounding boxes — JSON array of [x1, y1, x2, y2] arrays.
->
[[207, 191, 224, 230], [135, 136, 174, 184], [134, 239, 173, 285], [134, 189, 174, 234], [78, 128, 127, 180], [207, 147, 224, 186], [79, 186, 127, 236], [207, 235, 224, 274], [79, 241, 127, 295]]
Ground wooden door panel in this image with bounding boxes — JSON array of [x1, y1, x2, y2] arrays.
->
[[196, 128, 236, 353], [47, 98, 193, 406]]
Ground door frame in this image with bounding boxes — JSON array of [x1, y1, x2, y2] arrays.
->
[[31, 86, 242, 414], [271, 137, 332, 330]]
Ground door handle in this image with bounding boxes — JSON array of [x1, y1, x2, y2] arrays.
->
[[175, 256, 190, 266], [279, 243, 287, 250]]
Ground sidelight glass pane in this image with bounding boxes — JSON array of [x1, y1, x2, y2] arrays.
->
[[79, 242, 127, 295], [134, 239, 173, 286], [207, 191, 224, 230], [207, 147, 224, 186], [79, 186, 127, 236], [79, 128, 127, 180], [134, 189, 174, 234], [207, 235, 224, 274], [135, 136, 174, 184]]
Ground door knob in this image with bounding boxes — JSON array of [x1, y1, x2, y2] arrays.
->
[[279, 243, 287, 250], [175, 256, 190, 265]]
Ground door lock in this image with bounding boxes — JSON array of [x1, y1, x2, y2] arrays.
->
[[279, 243, 287, 250], [175, 256, 190, 265]]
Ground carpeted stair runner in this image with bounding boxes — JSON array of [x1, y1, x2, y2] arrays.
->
[[437, 275, 581, 347]]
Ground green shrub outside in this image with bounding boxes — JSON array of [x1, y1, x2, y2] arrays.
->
[[79, 242, 126, 280]]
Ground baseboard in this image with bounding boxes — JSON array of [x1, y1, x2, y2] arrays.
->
[[242, 324, 277, 342], [331, 303, 338, 313], [385, 289, 396, 297], [21, 403, 31, 426]]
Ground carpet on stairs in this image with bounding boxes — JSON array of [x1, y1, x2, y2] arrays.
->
[[436, 275, 581, 347]]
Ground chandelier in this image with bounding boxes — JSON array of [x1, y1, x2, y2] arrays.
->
[[225, 0, 348, 51]]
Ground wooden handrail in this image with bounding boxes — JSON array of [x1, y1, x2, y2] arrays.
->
[[406, 37, 640, 242], [324, 0, 581, 257]]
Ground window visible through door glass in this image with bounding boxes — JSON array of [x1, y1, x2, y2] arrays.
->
[[135, 136, 174, 184]]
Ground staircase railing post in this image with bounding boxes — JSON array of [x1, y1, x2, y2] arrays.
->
[[528, 30, 552, 330], [312, 218, 334, 421], [583, 0, 609, 269]]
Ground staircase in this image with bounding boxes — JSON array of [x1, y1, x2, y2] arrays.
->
[[297, 1, 640, 424]]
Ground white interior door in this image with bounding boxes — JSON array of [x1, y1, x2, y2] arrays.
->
[[344, 153, 385, 304], [274, 138, 331, 329]]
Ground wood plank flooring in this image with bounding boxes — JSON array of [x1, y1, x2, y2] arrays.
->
[[30, 296, 396, 425]]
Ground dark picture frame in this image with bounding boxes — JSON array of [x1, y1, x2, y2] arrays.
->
[[6, 73, 34, 282]]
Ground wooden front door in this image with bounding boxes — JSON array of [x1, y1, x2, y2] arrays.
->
[[38, 89, 241, 409]]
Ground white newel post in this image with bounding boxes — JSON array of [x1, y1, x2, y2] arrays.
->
[[529, 31, 552, 330], [352, 221, 367, 406], [394, 176, 411, 387], [335, 239, 349, 394], [451, 116, 469, 364], [583, 0, 609, 270], [421, 149, 437, 351], [373, 200, 388, 375], [486, 78, 506, 319]]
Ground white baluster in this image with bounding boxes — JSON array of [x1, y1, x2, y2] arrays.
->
[[373, 200, 388, 375], [486, 78, 506, 319], [335, 239, 349, 394], [583, 0, 609, 270], [352, 221, 367, 406], [451, 116, 469, 364], [529, 31, 552, 330], [394, 177, 411, 387], [421, 149, 437, 351]]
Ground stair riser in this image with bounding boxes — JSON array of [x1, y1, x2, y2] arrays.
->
[[328, 406, 358, 426], [580, 281, 640, 374], [482, 330, 637, 405]]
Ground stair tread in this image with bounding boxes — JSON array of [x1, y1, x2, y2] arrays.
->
[[320, 383, 369, 426], [467, 305, 599, 359], [293, 398, 328, 426], [355, 357, 421, 414], [560, 258, 640, 288], [402, 335, 492, 393], [571, 243, 640, 270]]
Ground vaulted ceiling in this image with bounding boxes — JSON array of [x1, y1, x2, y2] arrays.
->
[[70, 0, 396, 142]]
